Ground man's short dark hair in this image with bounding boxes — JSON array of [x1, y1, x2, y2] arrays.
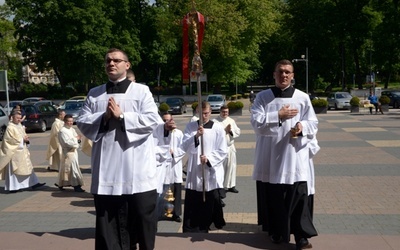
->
[[105, 48, 129, 62], [220, 105, 229, 111], [64, 114, 73, 121], [274, 59, 294, 71]]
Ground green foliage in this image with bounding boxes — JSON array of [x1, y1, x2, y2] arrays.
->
[[159, 102, 169, 112], [227, 101, 244, 110], [311, 99, 328, 107], [191, 102, 198, 110], [379, 95, 390, 105], [350, 96, 361, 106]]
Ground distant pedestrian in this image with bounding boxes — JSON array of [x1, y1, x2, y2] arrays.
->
[[368, 89, 383, 114]]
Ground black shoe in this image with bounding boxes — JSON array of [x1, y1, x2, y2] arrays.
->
[[73, 186, 85, 192], [270, 234, 283, 244], [220, 199, 226, 207], [296, 238, 312, 250], [54, 183, 65, 191], [228, 187, 239, 193], [8, 190, 20, 193], [31, 183, 46, 190]]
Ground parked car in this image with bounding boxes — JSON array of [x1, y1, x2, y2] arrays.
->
[[3, 100, 23, 114], [206, 94, 225, 113], [165, 97, 187, 115], [381, 90, 400, 108], [327, 92, 352, 110], [34, 100, 58, 109], [22, 103, 58, 132], [68, 95, 86, 101], [22, 97, 46, 104], [64, 100, 85, 121], [0, 105, 9, 140]]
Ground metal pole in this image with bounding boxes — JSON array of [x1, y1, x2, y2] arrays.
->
[[306, 47, 309, 94]]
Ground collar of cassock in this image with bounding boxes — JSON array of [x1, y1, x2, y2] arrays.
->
[[164, 129, 169, 137], [271, 86, 295, 98], [106, 78, 131, 94], [197, 120, 214, 128]]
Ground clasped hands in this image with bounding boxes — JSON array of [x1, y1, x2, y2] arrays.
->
[[104, 97, 123, 122]]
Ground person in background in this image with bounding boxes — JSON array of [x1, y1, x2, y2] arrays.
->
[[368, 89, 383, 114], [214, 105, 241, 195], [126, 68, 135, 82], [0, 110, 46, 193], [46, 110, 65, 172], [251, 59, 318, 250], [55, 114, 85, 192], [76, 48, 162, 250], [181, 101, 228, 233]]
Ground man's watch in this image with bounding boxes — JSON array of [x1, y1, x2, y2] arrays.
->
[[119, 113, 124, 121]]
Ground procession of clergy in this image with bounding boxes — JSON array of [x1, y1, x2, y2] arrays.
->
[[0, 57, 319, 250]]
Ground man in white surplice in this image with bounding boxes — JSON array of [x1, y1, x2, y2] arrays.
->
[[181, 101, 228, 233], [0, 111, 46, 192], [46, 110, 65, 172], [56, 114, 84, 192], [76, 48, 163, 250], [214, 105, 241, 194], [251, 59, 319, 250], [153, 113, 185, 222]]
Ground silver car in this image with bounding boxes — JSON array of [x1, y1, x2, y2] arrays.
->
[[64, 100, 85, 121], [327, 92, 352, 110], [206, 94, 225, 113]]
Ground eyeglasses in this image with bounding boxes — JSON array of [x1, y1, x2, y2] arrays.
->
[[275, 70, 293, 75], [105, 58, 127, 64]]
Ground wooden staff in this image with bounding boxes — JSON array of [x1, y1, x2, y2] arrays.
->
[[190, 4, 206, 202]]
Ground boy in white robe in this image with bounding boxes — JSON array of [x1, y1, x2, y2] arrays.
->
[[76, 48, 163, 250], [56, 115, 84, 192], [46, 110, 65, 171], [0, 111, 45, 193], [181, 101, 228, 233], [214, 105, 241, 194], [251, 60, 318, 250], [154, 113, 185, 222]]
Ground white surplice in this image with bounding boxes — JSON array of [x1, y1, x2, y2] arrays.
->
[[76, 82, 163, 195], [214, 116, 241, 189], [58, 126, 84, 187], [251, 89, 319, 193], [181, 121, 228, 192]]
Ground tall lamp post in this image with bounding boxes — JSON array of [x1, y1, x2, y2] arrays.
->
[[292, 47, 309, 94]]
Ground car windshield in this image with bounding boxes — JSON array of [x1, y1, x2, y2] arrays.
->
[[208, 96, 223, 101], [336, 93, 351, 98], [166, 100, 180, 106], [392, 92, 400, 97]]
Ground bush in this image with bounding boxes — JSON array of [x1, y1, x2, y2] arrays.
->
[[191, 102, 198, 110], [227, 101, 244, 110], [159, 102, 170, 112], [311, 99, 328, 107], [350, 96, 360, 106], [379, 95, 390, 105]]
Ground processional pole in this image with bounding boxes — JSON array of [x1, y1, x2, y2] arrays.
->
[[185, 0, 206, 202]]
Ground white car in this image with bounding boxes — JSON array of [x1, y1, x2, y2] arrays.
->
[[0, 106, 9, 141], [206, 94, 225, 113], [327, 92, 352, 110]]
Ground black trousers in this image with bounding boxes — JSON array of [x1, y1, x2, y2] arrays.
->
[[183, 189, 225, 233], [172, 183, 182, 217], [94, 190, 157, 250], [266, 182, 317, 243]]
